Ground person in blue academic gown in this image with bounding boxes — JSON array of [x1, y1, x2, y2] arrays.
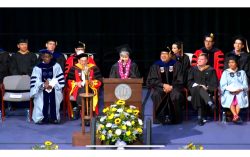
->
[[30, 49, 65, 124], [220, 56, 249, 124]]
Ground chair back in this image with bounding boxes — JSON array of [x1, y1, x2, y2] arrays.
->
[[3, 75, 30, 91]]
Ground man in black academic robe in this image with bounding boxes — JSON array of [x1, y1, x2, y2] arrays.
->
[[146, 49, 185, 124], [188, 53, 218, 126], [9, 39, 38, 76], [0, 49, 10, 83], [224, 36, 250, 81]]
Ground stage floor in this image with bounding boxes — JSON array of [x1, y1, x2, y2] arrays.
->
[[0, 88, 250, 150]]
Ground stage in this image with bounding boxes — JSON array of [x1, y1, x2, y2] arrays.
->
[[0, 88, 250, 150]]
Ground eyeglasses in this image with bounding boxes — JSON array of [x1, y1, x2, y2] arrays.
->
[[204, 40, 213, 43]]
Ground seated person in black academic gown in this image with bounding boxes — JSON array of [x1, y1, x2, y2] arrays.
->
[[0, 48, 10, 84], [171, 41, 191, 87], [188, 53, 217, 126], [109, 44, 140, 79], [39, 39, 66, 71], [146, 48, 185, 124], [224, 36, 250, 81], [9, 38, 38, 76]]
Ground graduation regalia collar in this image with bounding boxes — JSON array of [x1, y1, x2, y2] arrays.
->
[[37, 60, 56, 69], [200, 47, 219, 54], [154, 59, 176, 67]]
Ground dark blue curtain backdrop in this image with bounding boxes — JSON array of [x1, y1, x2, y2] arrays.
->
[[0, 8, 248, 81]]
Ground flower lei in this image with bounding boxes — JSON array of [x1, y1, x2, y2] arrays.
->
[[118, 59, 131, 79]]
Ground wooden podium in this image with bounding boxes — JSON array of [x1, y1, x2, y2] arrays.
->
[[103, 78, 143, 112]]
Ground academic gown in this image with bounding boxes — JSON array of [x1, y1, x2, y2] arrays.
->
[[30, 61, 65, 123], [220, 69, 249, 109], [0, 51, 10, 83], [187, 66, 218, 110], [39, 51, 66, 72], [192, 47, 224, 80], [146, 59, 185, 124], [9, 51, 38, 76], [109, 61, 140, 78], [173, 54, 191, 87], [67, 63, 102, 115], [224, 51, 250, 81]]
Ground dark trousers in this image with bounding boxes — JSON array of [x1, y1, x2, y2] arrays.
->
[[43, 89, 57, 121]]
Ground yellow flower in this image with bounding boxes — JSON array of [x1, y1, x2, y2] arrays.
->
[[131, 121, 135, 125], [115, 118, 121, 124], [99, 124, 104, 129], [111, 108, 117, 112], [101, 135, 105, 141], [121, 125, 127, 130], [199, 146, 204, 150], [137, 128, 142, 133], [133, 110, 139, 115], [103, 107, 109, 113], [108, 130, 112, 134], [54, 145, 59, 150], [126, 131, 131, 136], [116, 100, 125, 105], [108, 113, 114, 119], [45, 141, 52, 146], [126, 109, 132, 113]]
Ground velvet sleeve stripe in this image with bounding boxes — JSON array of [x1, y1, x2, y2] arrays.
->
[[58, 78, 65, 82], [56, 73, 64, 78], [31, 76, 37, 79]]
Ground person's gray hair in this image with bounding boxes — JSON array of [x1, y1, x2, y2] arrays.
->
[[120, 50, 130, 57]]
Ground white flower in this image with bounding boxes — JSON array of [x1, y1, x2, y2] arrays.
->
[[138, 119, 143, 125], [133, 130, 138, 135], [111, 124, 118, 128], [110, 104, 117, 108], [124, 112, 129, 117], [129, 105, 136, 109], [115, 129, 122, 135], [106, 123, 112, 127], [114, 114, 120, 118], [100, 116, 106, 122], [102, 130, 107, 135], [117, 108, 123, 113], [126, 121, 132, 126]]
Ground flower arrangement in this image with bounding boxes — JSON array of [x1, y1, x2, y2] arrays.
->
[[97, 100, 143, 145], [180, 142, 204, 150], [32, 140, 59, 150]]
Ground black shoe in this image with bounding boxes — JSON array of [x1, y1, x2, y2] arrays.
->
[[50, 119, 60, 124], [85, 120, 90, 126], [36, 118, 49, 125], [198, 119, 205, 126], [234, 117, 243, 124]]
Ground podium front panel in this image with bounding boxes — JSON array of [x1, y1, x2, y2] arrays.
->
[[103, 78, 143, 112]]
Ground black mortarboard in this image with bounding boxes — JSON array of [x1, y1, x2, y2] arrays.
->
[[160, 46, 172, 54], [75, 41, 86, 49], [204, 33, 215, 41], [76, 53, 88, 59], [39, 49, 53, 55], [115, 44, 132, 55], [17, 38, 28, 44]]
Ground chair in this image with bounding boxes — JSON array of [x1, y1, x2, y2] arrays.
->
[[0, 75, 32, 121]]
